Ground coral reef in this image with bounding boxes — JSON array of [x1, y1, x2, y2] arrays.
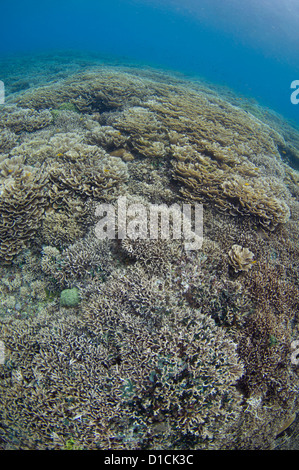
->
[[0, 129, 18, 153], [172, 151, 291, 230], [0, 262, 244, 450], [0, 105, 53, 133], [40, 233, 114, 289], [41, 210, 85, 248], [0, 60, 299, 450], [0, 130, 128, 263]]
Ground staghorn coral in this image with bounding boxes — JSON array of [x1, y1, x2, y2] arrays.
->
[[0, 262, 244, 450], [121, 237, 183, 276], [40, 245, 61, 277], [40, 233, 114, 290], [82, 271, 244, 448], [237, 308, 294, 399], [41, 210, 85, 248], [244, 262, 299, 318], [233, 308, 299, 449], [228, 260, 299, 448], [29, 280, 47, 301]]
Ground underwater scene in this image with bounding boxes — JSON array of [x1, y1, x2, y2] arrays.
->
[[0, 0, 299, 452]]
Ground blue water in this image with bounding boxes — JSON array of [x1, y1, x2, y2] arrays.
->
[[1, 0, 299, 125]]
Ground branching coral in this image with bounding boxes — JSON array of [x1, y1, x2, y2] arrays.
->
[[0, 260, 245, 450], [41, 233, 114, 289], [82, 277, 244, 447]]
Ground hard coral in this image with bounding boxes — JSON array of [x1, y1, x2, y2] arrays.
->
[[0, 105, 53, 133], [60, 287, 80, 307], [0, 165, 48, 263], [79, 264, 245, 448], [173, 158, 290, 230], [228, 244, 255, 273], [41, 233, 114, 289]]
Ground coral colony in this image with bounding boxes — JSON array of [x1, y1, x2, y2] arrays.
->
[[0, 63, 298, 450]]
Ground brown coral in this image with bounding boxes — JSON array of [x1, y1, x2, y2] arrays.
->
[[0, 105, 53, 133], [173, 158, 290, 230], [228, 244, 255, 273], [0, 165, 48, 263]]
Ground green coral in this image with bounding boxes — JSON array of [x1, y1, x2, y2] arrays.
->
[[60, 287, 80, 307]]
